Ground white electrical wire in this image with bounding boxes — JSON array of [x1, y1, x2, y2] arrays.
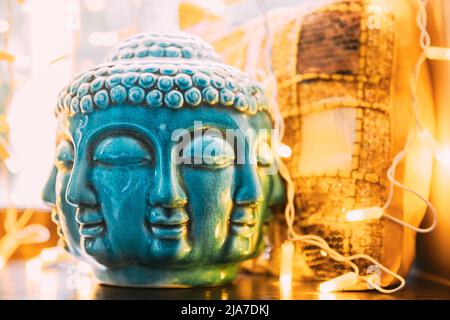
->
[[255, 0, 408, 293], [381, 0, 438, 233]]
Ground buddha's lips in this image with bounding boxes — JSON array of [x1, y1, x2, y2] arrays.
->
[[76, 208, 105, 238], [146, 207, 189, 240], [230, 207, 257, 237], [230, 207, 257, 226], [230, 220, 256, 227], [149, 223, 188, 240], [79, 223, 105, 238], [147, 207, 189, 225]]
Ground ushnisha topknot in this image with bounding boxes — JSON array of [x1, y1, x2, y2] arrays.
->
[[55, 30, 269, 117]]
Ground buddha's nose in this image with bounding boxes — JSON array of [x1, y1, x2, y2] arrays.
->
[[234, 166, 263, 207], [66, 159, 97, 208], [149, 160, 187, 208]]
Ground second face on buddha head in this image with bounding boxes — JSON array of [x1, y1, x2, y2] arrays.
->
[[48, 103, 284, 268]]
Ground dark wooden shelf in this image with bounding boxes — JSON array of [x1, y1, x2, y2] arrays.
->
[[1, 260, 449, 300]]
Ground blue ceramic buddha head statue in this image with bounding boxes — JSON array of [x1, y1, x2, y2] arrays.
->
[[42, 30, 285, 287]]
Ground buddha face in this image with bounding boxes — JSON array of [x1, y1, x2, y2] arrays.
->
[[43, 105, 284, 284], [42, 163, 83, 259]]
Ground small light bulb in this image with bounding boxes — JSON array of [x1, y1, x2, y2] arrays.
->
[[77, 275, 95, 299], [426, 46, 450, 61], [346, 207, 383, 222], [278, 144, 292, 158], [279, 241, 294, 287], [279, 241, 294, 299], [319, 272, 359, 293]]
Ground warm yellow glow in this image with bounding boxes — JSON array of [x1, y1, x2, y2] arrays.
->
[[280, 281, 292, 300], [0, 51, 14, 63], [319, 281, 338, 294], [319, 293, 337, 300], [0, 137, 9, 160], [320, 250, 328, 257], [0, 209, 49, 272], [279, 241, 294, 291], [278, 143, 292, 158], [88, 32, 119, 47], [426, 46, 450, 61], [84, 0, 107, 12], [418, 129, 450, 166], [40, 247, 59, 263], [418, 129, 441, 152], [319, 272, 358, 293], [346, 207, 383, 222], [435, 147, 450, 167], [0, 19, 10, 33], [220, 289, 229, 300], [298, 109, 355, 175]]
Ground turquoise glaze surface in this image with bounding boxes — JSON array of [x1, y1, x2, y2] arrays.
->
[[42, 30, 285, 287]]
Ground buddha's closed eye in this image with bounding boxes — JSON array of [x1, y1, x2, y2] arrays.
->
[[181, 133, 235, 169], [55, 140, 74, 171], [93, 136, 152, 167]]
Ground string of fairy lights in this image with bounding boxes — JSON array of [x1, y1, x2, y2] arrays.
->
[[344, 0, 444, 230]]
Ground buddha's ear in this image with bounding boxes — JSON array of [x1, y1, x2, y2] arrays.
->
[[42, 165, 57, 205], [269, 169, 286, 207]]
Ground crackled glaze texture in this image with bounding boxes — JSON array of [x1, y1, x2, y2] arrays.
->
[[42, 30, 285, 287]]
